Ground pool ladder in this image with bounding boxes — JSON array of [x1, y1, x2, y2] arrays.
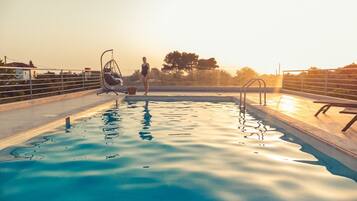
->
[[239, 78, 267, 112]]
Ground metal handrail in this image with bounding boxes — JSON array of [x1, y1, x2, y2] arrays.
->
[[0, 66, 101, 104], [282, 68, 357, 100], [0, 66, 87, 71], [239, 78, 267, 111], [100, 49, 113, 88], [283, 68, 357, 72]]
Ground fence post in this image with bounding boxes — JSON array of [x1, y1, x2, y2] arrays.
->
[[282, 72, 285, 89], [324, 70, 328, 96], [29, 69, 33, 99], [82, 70, 85, 89], [60, 70, 64, 94], [300, 73, 304, 92]]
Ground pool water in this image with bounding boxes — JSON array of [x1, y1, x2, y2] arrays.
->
[[0, 101, 356, 201]]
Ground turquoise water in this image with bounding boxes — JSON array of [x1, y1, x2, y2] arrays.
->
[[0, 101, 356, 201]]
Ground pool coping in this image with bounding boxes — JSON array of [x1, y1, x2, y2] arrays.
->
[[0, 96, 125, 150], [125, 95, 236, 102], [242, 99, 357, 171], [0, 90, 98, 113]]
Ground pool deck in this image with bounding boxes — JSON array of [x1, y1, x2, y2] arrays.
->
[[247, 92, 357, 139], [0, 90, 356, 169], [0, 91, 122, 149], [245, 92, 357, 169]]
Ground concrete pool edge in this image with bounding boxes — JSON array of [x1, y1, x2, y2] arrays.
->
[[0, 96, 125, 150], [242, 99, 357, 171], [0, 90, 98, 112], [125, 95, 236, 102]]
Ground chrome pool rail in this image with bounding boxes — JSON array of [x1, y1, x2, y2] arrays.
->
[[239, 78, 267, 111], [282, 68, 357, 100], [0, 66, 101, 104]]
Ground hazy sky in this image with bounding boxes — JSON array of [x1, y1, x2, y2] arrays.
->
[[1, 0, 357, 74]]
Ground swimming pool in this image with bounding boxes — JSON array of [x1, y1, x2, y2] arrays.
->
[[0, 101, 356, 201]]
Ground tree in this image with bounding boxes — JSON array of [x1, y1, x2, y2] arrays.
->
[[340, 63, 357, 74], [236, 67, 258, 78], [29, 60, 34, 67], [196, 58, 219, 70], [216, 70, 232, 85], [235, 67, 258, 85], [150, 68, 161, 79], [162, 51, 199, 72], [162, 51, 181, 72], [129, 70, 141, 81], [180, 52, 199, 71], [307, 67, 324, 76], [343, 63, 357, 69]]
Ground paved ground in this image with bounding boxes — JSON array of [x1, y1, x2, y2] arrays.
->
[[0, 92, 118, 140], [246, 92, 357, 167], [247, 93, 357, 140]]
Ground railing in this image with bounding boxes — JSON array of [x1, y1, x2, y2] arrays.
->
[[282, 68, 357, 100], [239, 78, 267, 111], [0, 66, 101, 104]]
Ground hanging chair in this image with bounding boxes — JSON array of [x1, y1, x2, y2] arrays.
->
[[97, 49, 127, 95], [103, 59, 123, 86]]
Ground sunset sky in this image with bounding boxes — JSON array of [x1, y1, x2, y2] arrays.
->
[[1, 0, 357, 75]]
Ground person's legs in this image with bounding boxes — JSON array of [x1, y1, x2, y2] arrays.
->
[[142, 75, 149, 95], [144, 76, 149, 95]]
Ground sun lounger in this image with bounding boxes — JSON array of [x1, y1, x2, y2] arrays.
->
[[313, 100, 357, 117], [340, 108, 357, 132]]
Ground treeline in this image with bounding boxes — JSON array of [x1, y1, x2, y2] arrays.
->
[[162, 51, 218, 71], [125, 51, 281, 87]]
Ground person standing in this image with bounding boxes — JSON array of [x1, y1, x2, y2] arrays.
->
[[141, 57, 150, 95]]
